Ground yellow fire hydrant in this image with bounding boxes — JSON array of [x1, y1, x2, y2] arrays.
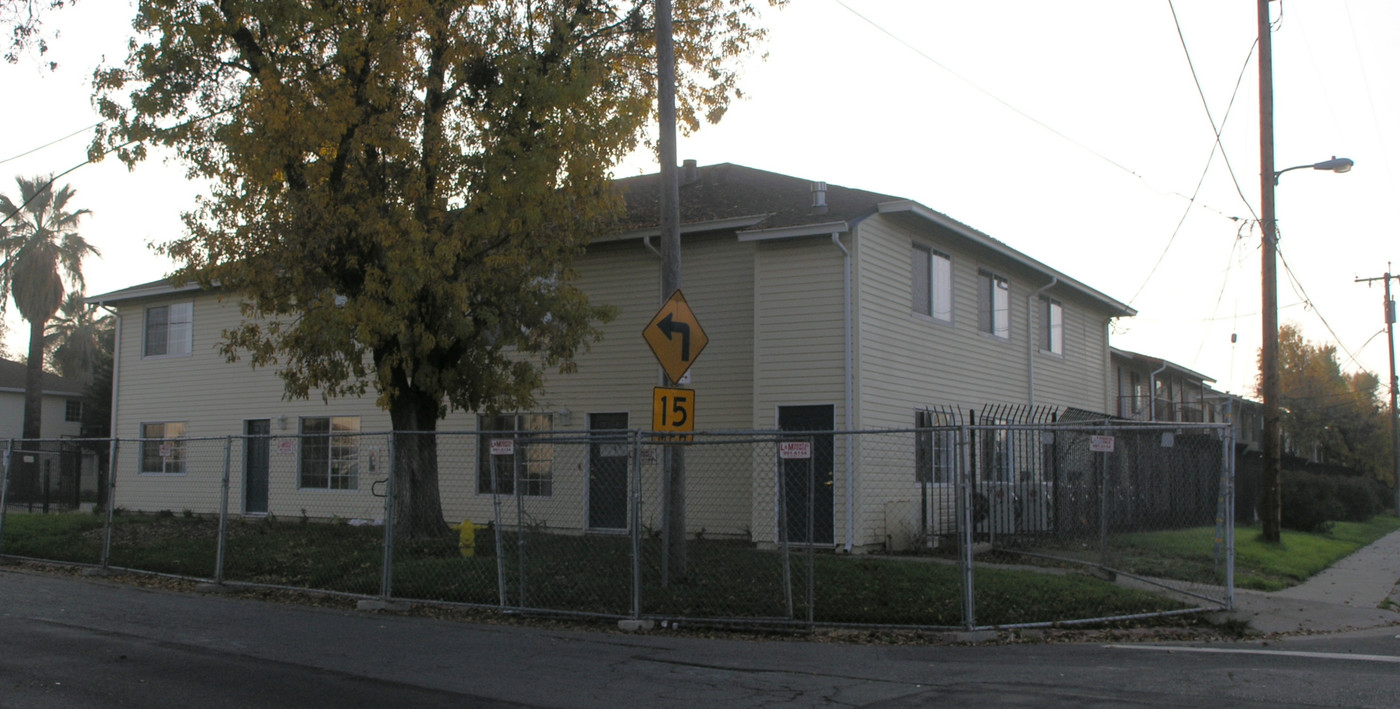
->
[[450, 519, 487, 557]]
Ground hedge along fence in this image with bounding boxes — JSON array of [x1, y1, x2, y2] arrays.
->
[[0, 422, 1234, 631]]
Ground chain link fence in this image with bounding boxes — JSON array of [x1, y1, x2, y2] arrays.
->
[[0, 420, 1234, 630]]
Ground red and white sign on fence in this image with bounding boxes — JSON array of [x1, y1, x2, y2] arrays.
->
[[490, 439, 515, 456], [779, 441, 812, 460], [1089, 435, 1115, 453]]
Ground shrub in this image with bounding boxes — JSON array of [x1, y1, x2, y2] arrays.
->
[[1331, 476, 1385, 521], [1281, 471, 1342, 533]]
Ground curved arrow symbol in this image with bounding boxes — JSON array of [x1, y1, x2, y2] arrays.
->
[[657, 312, 692, 361]]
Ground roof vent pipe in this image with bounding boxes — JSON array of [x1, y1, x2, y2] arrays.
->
[[811, 181, 828, 213], [682, 159, 698, 185]]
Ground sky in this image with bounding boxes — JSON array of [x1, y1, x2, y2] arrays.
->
[[1, 0, 1397, 398]]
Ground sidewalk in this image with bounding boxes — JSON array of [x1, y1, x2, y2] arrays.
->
[[1225, 528, 1400, 635]]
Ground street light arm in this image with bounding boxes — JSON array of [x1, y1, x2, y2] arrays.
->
[[1273, 156, 1354, 184]]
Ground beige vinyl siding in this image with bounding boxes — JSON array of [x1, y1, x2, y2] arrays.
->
[[849, 214, 1120, 548], [753, 235, 849, 545], [113, 291, 392, 519], [110, 232, 764, 538], [523, 232, 758, 538], [1029, 299, 1113, 412]]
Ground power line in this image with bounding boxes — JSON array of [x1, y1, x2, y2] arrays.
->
[[0, 121, 104, 166]]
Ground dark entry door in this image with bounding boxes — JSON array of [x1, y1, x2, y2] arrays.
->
[[588, 413, 629, 531], [778, 405, 834, 545], [244, 419, 270, 514]]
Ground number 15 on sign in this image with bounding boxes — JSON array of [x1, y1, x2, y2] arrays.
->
[[652, 386, 696, 437]]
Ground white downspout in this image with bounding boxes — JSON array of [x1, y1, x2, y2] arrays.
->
[[831, 233, 854, 552], [1149, 360, 1169, 422], [98, 303, 121, 510], [1027, 277, 1058, 408]]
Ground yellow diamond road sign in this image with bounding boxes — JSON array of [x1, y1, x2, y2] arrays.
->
[[643, 289, 709, 383]]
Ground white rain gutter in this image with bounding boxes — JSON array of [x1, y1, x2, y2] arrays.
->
[[96, 303, 120, 526], [1149, 360, 1169, 422], [1027, 277, 1057, 408], [831, 232, 855, 552]]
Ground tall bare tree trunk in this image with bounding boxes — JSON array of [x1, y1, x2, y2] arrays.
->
[[23, 317, 46, 441], [389, 391, 451, 541]]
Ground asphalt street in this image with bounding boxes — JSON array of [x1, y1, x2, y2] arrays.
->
[[4, 568, 1400, 707]]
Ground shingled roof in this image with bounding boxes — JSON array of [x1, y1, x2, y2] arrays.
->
[[613, 161, 900, 234], [92, 161, 1134, 317], [0, 358, 84, 397]]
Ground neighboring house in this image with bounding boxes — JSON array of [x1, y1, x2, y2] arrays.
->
[[1110, 348, 1215, 423], [1204, 386, 1263, 453], [0, 357, 85, 441], [91, 162, 1137, 550], [0, 357, 95, 505]]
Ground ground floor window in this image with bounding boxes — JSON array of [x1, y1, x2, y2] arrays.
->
[[140, 421, 187, 474], [478, 413, 553, 496], [915, 410, 956, 484], [299, 416, 360, 490]]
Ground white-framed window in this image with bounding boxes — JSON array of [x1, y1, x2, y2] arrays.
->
[[1042, 298, 1063, 355], [915, 409, 956, 484], [478, 413, 553, 496], [64, 400, 82, 423], [299, 416, 360, 490], [978, 271, 1010, 339], [140, 421, 187, 474], [912, 244, 952, 322], [144, 301, 193, 357]]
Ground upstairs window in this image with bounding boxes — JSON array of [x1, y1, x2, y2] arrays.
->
[[1042, 298, 1063, 355], [912, 244, 952, 322], [64, 400, 82, 423], [144, 302, 193, 357], [978, 271, 1010, 339]]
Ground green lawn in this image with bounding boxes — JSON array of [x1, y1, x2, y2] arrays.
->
[[10, 512, 1393, 625], [1, 511, 1190, 627]]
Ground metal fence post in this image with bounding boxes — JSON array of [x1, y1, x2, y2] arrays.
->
[[492, 454, 507, 609], [958, 425, 975, 630], [0, 441, 12, 554], [101, 439, 119, 570], [777, 437, 793, 620], [514, 451, 527, 609], [806, 435, 815, 629], [1224, 423, 1237, 610], [379, 435, 396, 602], [1098, 432, 1109, 567], [214, 436, 232, 584], [630, 430, 643, 620]]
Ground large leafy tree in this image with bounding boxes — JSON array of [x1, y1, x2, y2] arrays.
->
[[1266, 324, 1390, 480], [94, 0, 774, 538], [0, 175, 97, 442], [2, 0, 77, 66]]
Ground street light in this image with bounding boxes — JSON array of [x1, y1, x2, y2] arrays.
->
[[1258, 154, 1353, 543], [1273, 156, 1354, 184]]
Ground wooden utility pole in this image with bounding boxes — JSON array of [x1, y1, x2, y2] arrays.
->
[[1257, 0, 1282, 542], [1355, 269, 1400, 516], [656, 0, 686, 583]]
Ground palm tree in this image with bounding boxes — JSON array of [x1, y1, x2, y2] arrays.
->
[[44, 292, 113, 383], [0, 175, 98, 442]]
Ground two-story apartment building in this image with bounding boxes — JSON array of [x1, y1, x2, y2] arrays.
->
[[91, 162, 1135, 550]]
